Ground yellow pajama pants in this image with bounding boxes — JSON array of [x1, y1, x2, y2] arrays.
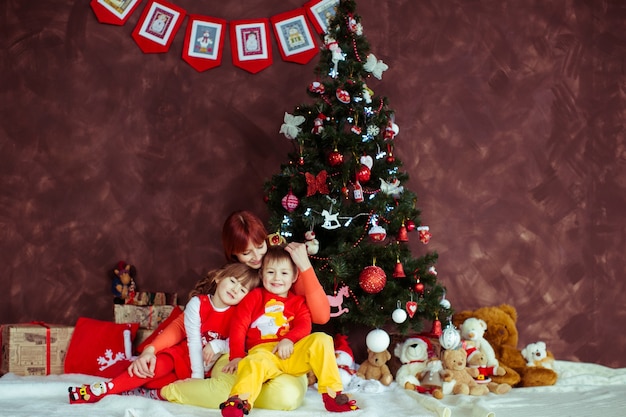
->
[[160, 351, 307, 410], [231, 332, 343, 409]]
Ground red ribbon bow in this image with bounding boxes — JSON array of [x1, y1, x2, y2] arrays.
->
[[305, 170, 329, 197], [31, 321, 51, 375], [338, 364, 357, 375]]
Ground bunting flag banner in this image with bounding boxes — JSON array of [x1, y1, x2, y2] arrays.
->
[[230, 18, 272, 74], [93, 1, 343, 71], [182, 15, 227, 72], [271, 8, 319, 65], [305, 0, 340, 35], [131, 0, 186, 53], [90, 0, 143, 26]]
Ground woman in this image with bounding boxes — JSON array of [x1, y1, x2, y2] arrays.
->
[[221, 210, 330, 325], [157, 210, 331, 410]]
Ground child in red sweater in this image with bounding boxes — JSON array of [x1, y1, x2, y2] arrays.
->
[[219, 246, 359, 417], [68, 263, 259, 404]]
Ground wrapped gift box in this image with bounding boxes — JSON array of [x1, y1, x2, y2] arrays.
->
[[134, 328, 154, 347], [128, 291, 178, 306], [114, 304, 182, 330], [0, 323, 74, 376]]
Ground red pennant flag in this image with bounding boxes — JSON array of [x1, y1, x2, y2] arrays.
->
[[305, 0, 340, 35], [182, 15, 227, 72], [271, 8, 319, 65], [131, 0, 186, 54], [230, 18, 272, 74], [90, 0, 143, 26]]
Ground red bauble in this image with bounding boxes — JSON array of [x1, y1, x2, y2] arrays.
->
[[406, 220, 416, 231], [368, 225, 387, 242], [356, 164, 371, 183], [386, 154, 395, 163], [327, 149, 344, 167], [359, 266, 387, 294], [413, 282, 425, 293], [281, 190, 299, 213]]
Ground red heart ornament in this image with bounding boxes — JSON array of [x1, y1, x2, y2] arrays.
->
[[406, 301, 417, 318]]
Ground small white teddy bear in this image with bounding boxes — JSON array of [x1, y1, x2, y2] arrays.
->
[[521, 341, 554, 369], [393, 337, 431, 390], [459, 317, 499, 368]]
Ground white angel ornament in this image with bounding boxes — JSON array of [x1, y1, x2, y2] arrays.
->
[[279, 112, 305, 140], [363, 53, 388, 80]]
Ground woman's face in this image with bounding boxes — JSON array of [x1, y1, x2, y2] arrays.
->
[[235, 239, 268, 269]]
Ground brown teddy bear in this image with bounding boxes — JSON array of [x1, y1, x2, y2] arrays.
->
[[453, 304, 558, 388], [441, 348, 489, 396], [466, 347, 512, 394], [356, 348, 393, 386]]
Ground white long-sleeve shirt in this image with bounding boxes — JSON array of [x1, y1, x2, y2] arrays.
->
[[184, 295, 231, 378]]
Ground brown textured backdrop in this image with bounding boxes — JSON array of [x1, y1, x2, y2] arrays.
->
[[1, 1, 624, 368]]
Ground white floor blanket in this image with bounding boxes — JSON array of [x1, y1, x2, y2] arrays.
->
[[1, 361, 625, 417]]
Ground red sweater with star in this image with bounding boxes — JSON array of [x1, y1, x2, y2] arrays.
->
[[228, 284, 312, 360]]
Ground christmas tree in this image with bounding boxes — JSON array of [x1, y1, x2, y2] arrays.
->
[[264, 0, 450, 335]]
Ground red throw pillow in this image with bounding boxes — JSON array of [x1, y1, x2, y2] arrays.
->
[[135, 305, 184, 354], [65, 317, 139, 378]]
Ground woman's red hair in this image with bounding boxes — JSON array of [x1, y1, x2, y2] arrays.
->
[[222, 210, 268, 262]]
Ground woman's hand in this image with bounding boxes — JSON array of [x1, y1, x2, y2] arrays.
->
[[128, 346, 157, 378], [222, 358, 242, 374], [273, 339, 294, 359], [285, 242, 312, 271]]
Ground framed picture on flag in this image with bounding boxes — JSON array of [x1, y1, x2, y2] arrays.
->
[[271, 8, 318, 64], [90, 0, 142, 25], [187, 18, 224, 60], [132, 0, 186, 53], [305, 0, 340, 34], [137, 1, 182, 46], [230, 18, 272, 74], [182, 15, 226, 72], [96, 0, 141, 21], [233, 21, 269, 62]]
